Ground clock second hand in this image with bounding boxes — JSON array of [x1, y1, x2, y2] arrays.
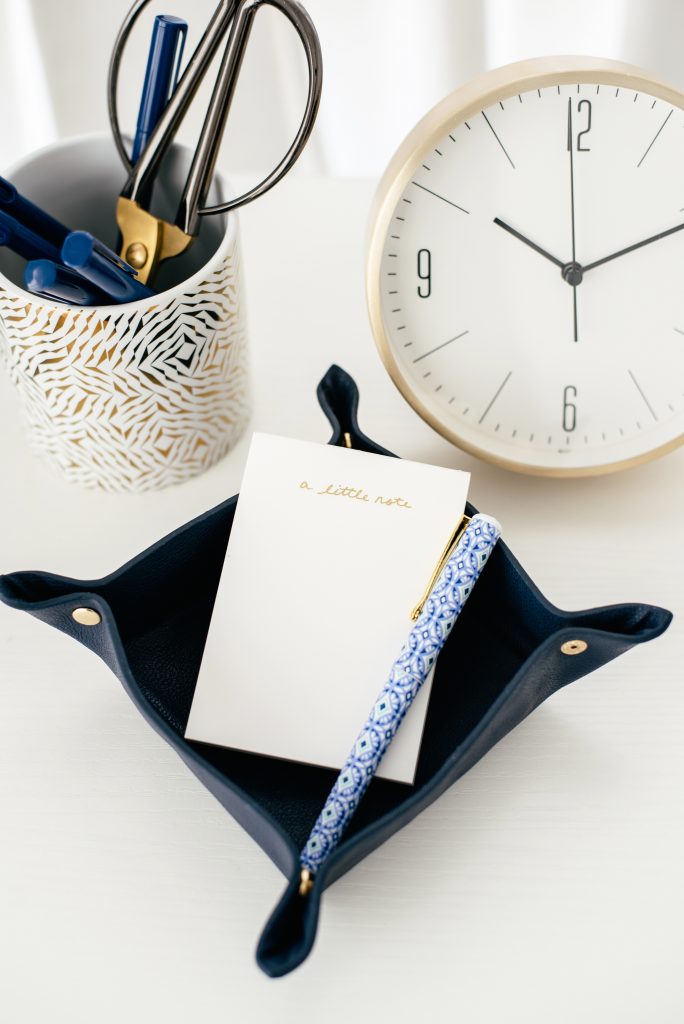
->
[[493, 101, 582, 344], [567, 98, 579, 343]]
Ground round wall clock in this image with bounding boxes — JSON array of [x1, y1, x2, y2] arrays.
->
[[367, 56, 684, 475]]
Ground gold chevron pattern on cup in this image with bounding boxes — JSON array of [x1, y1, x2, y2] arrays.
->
[[0, 240, 250, 493]]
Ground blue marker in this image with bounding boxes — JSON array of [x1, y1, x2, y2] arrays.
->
[[0, 176, 70, 249], [25, 260, 112, 307], [132, 15, 187, 164], [61, 231, 154, 303], [0, 209, 62, 262]]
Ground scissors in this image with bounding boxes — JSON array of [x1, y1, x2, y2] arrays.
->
[[108, 0, 322, 284]]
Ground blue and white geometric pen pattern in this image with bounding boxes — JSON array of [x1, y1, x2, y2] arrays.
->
[[300, 513, 502, 876]]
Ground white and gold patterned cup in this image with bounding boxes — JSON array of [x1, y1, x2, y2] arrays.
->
[[0, 134, 250, 492]]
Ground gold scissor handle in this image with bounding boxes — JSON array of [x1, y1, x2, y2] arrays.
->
[[116, 198, 192, 285]]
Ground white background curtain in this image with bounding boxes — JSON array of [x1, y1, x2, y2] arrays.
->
[[1, 0, 684, 178]]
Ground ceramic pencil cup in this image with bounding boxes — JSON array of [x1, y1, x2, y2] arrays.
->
[[0, 134, 250, 492]]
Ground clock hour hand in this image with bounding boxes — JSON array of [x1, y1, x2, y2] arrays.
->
[[583, 221, 684, 273], [493, 217, 565, 269]]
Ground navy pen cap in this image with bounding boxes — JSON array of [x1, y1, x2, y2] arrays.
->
[[25, 259, 57, 291], [62, 230, 153, 303]]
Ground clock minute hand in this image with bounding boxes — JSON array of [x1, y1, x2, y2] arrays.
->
[[584, 222, 684, 273], [493, 217, 565, 269]]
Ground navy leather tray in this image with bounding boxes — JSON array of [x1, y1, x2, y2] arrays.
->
[[0, 365, 672, 977]]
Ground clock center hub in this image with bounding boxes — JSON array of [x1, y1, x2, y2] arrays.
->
[[561, 260, 584, 286]]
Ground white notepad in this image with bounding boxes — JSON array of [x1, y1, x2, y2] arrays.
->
[[185, 433, 470, 784]]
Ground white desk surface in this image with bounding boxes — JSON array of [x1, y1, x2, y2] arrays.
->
[[0, 177, 682, 1024]]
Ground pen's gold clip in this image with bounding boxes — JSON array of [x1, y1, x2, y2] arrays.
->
[[411, 514, 471, 622]]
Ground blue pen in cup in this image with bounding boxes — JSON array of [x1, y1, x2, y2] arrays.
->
[[131, 15, 188, 165], [25, 260, 112, 307], [61, 231, 154, 303], [0, 208, 63, 263], [0, 176, 70, 250]]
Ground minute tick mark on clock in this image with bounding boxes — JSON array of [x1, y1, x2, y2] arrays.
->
[[478, 371, 512, 424], [413, 330, 469, 363], [481, 111, 515, 168], [637, 109, 673, 167], [411, 181, 470, 214], [628, 369, 658, 421]]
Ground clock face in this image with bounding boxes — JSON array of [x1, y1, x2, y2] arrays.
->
[[370, 62, 684, 473]]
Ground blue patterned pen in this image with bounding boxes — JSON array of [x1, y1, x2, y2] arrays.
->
[[299, 513, 501, 894]]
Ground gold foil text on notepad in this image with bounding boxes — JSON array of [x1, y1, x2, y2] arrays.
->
[[298, 481, 412, 509]]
